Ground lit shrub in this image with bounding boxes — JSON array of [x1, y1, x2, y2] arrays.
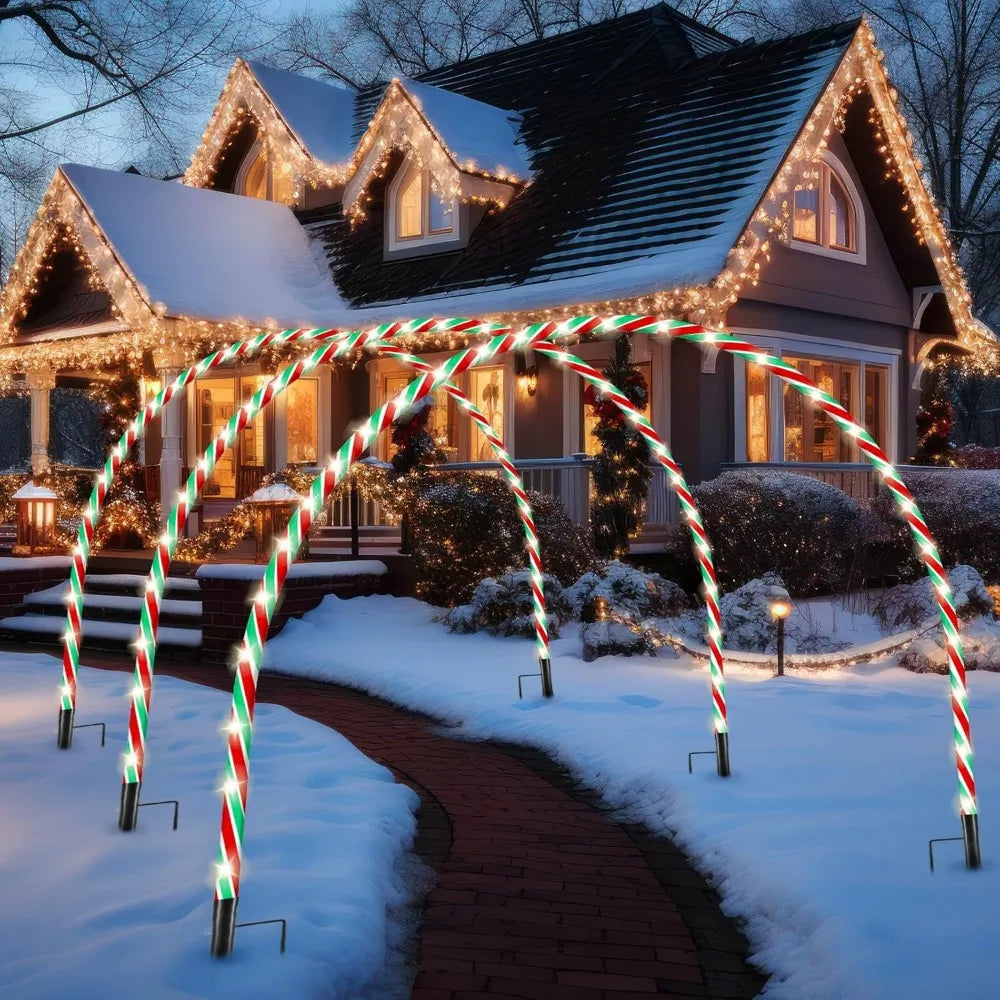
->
[[409, 473, 597, 607], [672, 470, 860, 595]]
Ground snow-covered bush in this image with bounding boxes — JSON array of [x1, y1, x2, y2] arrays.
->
[[581, 618, 659, 661], [872, 564, 993, 634], [674, 469, 860, 594], [565, 560, 689, 620], [900, 616, 1000, 673], [444, 571, 571, 638], [717, 573, 790, 652], [411, 473, 598, 606], [868, 470, 1000, 583]]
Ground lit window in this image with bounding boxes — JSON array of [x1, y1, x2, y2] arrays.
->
[[397, 169, 423, 238], [286, 379, 318, 464], [791, 158, 858, 254], [428, 175, 454, 233], [583, 362, 651, 456], [470, 367, 505, 461], [783, 357, 858, 463], [864, 365, 889, 451], [746, 365, 769, 462], [242, 151, 267, 201], [380, 373, 458, 462]]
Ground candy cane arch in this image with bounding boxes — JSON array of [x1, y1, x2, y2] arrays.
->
[[56, 325, 344, 748], [674, 327, 981, 869], [117, 324, 554, 832], [56, 319, 487, 749], [211, 316, 980, 954]]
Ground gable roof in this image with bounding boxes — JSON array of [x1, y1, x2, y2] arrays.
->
[[246, 61, 356, 164], [61, 164, 349, 327], [318, 16, 858, 314]]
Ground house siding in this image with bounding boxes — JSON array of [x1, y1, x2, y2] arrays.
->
[[513, 357, 564, 459]]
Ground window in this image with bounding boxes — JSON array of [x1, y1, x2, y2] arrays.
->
[[746, 364, 769, 463], [790, 155, 860, 257], [242, 150, 267, 201], [388, 161, 458, 252], [783, 356, 858, 463], [380, 372, 458, 462], [236, 142, 296, 205], [864, 365, 889, 451], [286, 379, 318, 464], [470, 367, 505, 461]]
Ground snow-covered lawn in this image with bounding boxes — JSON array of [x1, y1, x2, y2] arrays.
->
[[266, 594, 1000, 1000], [0, 654, 418, 1000]]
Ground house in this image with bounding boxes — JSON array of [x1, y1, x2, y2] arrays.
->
[[0, 3, 992, 534]]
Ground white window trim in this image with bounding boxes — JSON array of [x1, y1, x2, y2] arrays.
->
[[386, 158, 463, 254], [789, 150, 867, 266], [368, 353, 513, 461], [731, 328, 899, 465], [234, 140, 298, 207]]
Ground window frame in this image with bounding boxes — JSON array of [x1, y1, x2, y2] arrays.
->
[[234, 139, 298, 206], [789, 151, 866, 265], [732, 329, 898, 465], [385, 157, 462, 256]]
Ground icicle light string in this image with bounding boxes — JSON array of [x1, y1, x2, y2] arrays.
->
[[120, 321, 549, 796], [215, 314, 978, 919]]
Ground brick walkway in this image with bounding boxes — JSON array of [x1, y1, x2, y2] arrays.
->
[[72, 656, 766, 999]]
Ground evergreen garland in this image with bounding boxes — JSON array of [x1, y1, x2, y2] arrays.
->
[[585, 334, 651, 559], [390, 393, 445, 553]]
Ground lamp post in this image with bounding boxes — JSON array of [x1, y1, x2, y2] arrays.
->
[[770, 599, 792, 677], [247, 482, 304, 563]]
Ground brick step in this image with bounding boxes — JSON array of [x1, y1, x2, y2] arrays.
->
[[84, 573, 202, 601], [0, 613, 200, 657], [19, 585, 201, 629]]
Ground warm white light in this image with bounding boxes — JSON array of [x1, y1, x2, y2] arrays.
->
[[770, 599, 793, 621]]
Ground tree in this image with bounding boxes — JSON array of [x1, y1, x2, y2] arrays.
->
[[272, 0, 770, 89], [0, 0, 262, 276], [585, 334, 651, 559]]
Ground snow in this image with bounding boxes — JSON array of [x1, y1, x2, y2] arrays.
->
[[398, 79, 531, 179], [247, 482, 302, 503], [0, 654, 418, 999], [0, 556, 72, 569], [87, 574, 201, 593], [0, 614, 201, 647], [265, 594, 1000, 1000], [24, 585, 200, 619], [11, 482, 57, 500], [60, 164, 352, 329], [196, 560, 386, 582], [248, 62, 357, 164]]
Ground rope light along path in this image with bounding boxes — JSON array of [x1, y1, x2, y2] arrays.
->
[[211, 315, 981, 954], [116, 324, 556, 832], [56, 324, 348, 749]]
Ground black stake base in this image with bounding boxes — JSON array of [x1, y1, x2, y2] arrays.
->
[[715, 731, 731, 778], [211, 897, 238, 957], [57, 707, 74, 749], [963, 813, 982, 869], [539, 658, 554, 698], [119, 780, 141, 831]]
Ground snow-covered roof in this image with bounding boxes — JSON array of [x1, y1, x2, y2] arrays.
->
[[12, 482, 58, 501], [397, 79, 530, 179], [61, 164, 351, 328], [248, 62, 356, 164]]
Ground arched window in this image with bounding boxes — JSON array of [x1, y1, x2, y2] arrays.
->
[[790, 153, 863, 260], [234, 141, 296, 206], [387, 158, 459, 254]]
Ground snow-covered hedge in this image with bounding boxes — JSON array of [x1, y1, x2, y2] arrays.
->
[[672, 469, 860, 595], [565, 560, 689, 620], [900, 616, 1000, 673], [872, 564, 993, 634], [869, 470, 1000, 583], [581, 618, 660, 661], [444, 570, 571, 638], [411, 473, 597, 606], [717, 573, 790, 652]]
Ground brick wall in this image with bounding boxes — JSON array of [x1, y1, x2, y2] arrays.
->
[[199, 568, 386, 665], [0, 559, 72, 618]]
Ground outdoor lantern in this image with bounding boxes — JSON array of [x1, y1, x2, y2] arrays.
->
[[142, 376, 163, 404], [515, 353, 538, 397], [770, 598, 793, 677], [12, 481, 59, 555], [248, 481, 305, 563]]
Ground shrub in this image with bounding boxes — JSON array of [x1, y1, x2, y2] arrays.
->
[[409, 473, 597, 606], [717, 573, 790, 652], [949, 445, 1000, 469], [565, 560, 689, 620], [444, 570, 571, 637], [868, 470, 1000, 583], [900, 617, 1000, 673], [871, 564, 993, 634], [580, 619, 660, 662], [673, 469, 861, 595]]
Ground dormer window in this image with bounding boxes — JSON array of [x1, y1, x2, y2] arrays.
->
[[235, 141, 296, 205], [386, 161, 460, 255], [790, 152, 865, 263]]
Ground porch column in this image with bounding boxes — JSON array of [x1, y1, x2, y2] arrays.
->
[[26, 370, 56, 475], [156, 354, 183, 526]]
